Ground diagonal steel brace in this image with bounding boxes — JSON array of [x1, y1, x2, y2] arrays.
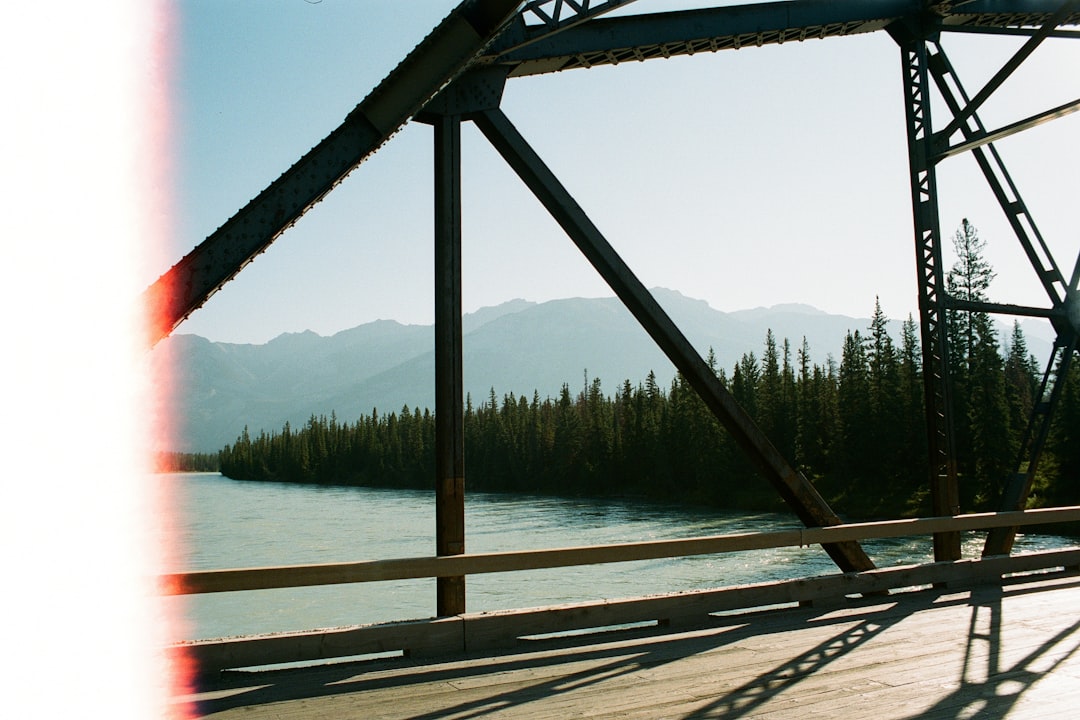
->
[[472, 107, 875, 574]]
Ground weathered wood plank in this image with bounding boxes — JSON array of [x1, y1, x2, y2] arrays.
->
[[463, 550, 1080, 652], [175, 549, 1080, 674], [179, 573, 1080, 719], [178, 616, 464, 675], [159, 507, 1080, 595]]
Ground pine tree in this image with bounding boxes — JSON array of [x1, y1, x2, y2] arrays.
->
[[778, 337, 798, 461], [967, 314, 1012, 507], [795, 337, 829, 477], [552, 383, 583, 494], [866, 299, 899, 415], [837, 330, 873, 494], [898, 314, 927, 500], [1003, 321, 1040, 446], [945, 220, 1011, 508], [865, 299, 906, 494], [947, 219, 996, 365], [1045, 358, 1080, 506], [732, 352, 759, 418]]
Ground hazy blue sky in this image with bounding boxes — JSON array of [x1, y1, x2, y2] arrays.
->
[[159, 1, 1079, 344]]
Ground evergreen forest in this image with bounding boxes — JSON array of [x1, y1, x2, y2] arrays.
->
[[217, 223, 1080, 519], [155, 450, 220, 473]]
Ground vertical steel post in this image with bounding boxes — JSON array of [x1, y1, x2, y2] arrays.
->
[[434, 113, 466, 616], [896, 35, 962, 561]]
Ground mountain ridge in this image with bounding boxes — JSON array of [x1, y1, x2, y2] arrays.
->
[[151, 289, 1051, 452]]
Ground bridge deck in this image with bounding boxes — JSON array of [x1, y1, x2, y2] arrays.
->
[[178, 573, 1080, 719]]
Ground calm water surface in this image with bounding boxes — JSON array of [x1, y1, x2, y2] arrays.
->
[[160, 473, 1075, 641]]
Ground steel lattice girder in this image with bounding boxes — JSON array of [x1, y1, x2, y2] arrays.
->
[[913, 15, 1078, 554], [889, 5, 1079, 555], [484, 0, 1080, 76], [892, 30, 962, 562]]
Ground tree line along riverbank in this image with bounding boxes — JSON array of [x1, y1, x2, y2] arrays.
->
[[215, 226, 1079, 520], [217, 307, 1078, 520]]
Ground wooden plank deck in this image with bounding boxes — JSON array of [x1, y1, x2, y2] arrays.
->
[[176, 573, 1080, 719]]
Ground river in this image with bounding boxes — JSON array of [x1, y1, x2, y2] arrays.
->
[[160, 472, 1074, 642]]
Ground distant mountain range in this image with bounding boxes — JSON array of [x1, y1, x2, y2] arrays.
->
[[150, 288, 1054, 452]]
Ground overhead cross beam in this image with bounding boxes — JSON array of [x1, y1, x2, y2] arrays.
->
[[520, 0, 638, 32], [493, 0, 640, 57], [486, 0, 920, 76]]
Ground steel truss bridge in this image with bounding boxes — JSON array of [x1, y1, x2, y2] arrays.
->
[[150, 0, 1080, 620]]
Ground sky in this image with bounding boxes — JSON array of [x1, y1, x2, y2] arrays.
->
[[157, 1, 1080, 345]]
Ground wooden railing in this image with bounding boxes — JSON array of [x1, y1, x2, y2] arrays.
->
[[164, 507, 1080, 674]]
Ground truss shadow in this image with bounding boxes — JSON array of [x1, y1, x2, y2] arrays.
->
[[181, 593, 942, 718], [896, 585, 1080, 720]]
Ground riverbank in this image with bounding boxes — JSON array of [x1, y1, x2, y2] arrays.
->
[[164, 473, 1079, 642]]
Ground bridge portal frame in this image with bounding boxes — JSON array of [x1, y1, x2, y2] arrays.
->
[[147, 0, 1080, 614]]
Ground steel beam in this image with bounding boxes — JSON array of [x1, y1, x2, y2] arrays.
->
[[935, 0, 1079, 143], [433, 114, 467, 617], [893, 31, 962, 561], [419, 69, 510, 617], [141, 0, 523, 347], [148, 0, 1080, 348], [472, 107, 875, 574], [984, 335, 1077, 554], [519, 0, 639, 31], [941, 24, 1080, 38], [483, 0, 1080, 78], [944, 297, 1066, 321], [984, 253, 1080, 555], [934, 98, 1080, 162], [489, 0, 919, 76], [491, 0, 642, 59], [928, 44, 1070, 313], [919, 32, 1078, 555]]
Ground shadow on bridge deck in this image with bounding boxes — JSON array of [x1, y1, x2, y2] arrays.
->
[[176, 572, 1080, 719]]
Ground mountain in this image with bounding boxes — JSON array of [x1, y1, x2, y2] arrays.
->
[[150, 289, 1050, 452]]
